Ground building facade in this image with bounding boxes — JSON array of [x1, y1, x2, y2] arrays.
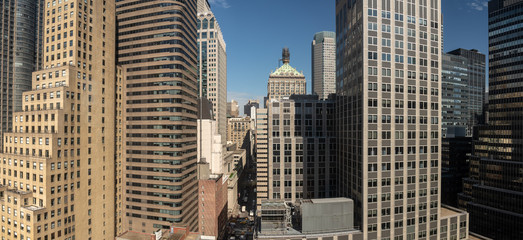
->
[[197, 0, 227, 144], [255, 108, 268, 210], [227, 117, 251, 151], [116, 0, 200, 233], [266, 95, 337, 204], [458, 0, 523, 239], [197, 163, 227, 240], [312, 31, 336, 100], [267, 48, 306, 103], [0, 0, 44, 140], [0, 0, 117, 239], [336, 0, 469, 239], [441, 49, 486, 137]]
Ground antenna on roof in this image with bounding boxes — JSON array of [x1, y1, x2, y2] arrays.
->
[[278, 47, 290, 67]]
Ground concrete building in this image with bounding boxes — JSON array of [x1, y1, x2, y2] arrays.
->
[[243, 99, 260, 118], [0, 0, 44, 141], [336, 0, 469, 239], [227, 100, 239, 118], [198, 99, 225, 174], [0, 0, 117, 239], [442, 49, 486, 137], [198, 0, 227, 144], [458, 0, 523, 239], [266, 95, 337, 203], [312, 31, 336, 100], [117, 0, 200, 233], [267, 48, 306, 103], [255, 108, 269, 210]]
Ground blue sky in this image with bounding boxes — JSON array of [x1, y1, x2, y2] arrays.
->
[[209, 0, 488, 113]]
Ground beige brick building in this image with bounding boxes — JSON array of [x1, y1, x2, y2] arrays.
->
[[226, 117, 251, 150], [0, 0, 117, 239]]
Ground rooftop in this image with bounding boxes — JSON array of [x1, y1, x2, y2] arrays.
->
[[270, 63, 304, 77], [261, 199, 288, 210], [306, 197, 353, 204], [440, 205, 467, 218]]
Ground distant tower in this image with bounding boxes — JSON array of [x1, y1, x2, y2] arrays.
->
[[0, 0, 43, 139], [267, 49, 306, 103], [312, 31, 336, 99], [198, 0, 228, 144]]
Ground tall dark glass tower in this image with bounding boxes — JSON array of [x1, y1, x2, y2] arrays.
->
[[459, 0, 523, 238], [0, 0, 43, 137], [441, 49, 486, 137]]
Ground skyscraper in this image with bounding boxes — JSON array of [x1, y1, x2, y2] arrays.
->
[[459, 0, 523, 238], [116, 0, 200, 233], [266, 95, 337, 202], [0, 0, 117, 239], [243, 99, 260, 117], [0, 0, 44, 140], [267, 48, 306, 102], [442, 49, 486, 137], [255, 108, 268, 210], [336, 0, 468, 239], [312, 31, 336, 100], [227, 100, 239, 118], [198, 0, 227, 144]]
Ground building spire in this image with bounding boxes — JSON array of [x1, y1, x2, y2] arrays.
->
[[282, 47, 290, 64]]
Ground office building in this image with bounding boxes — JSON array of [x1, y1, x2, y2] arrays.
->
[[117, 0, 200, 233], [244, 99, 259, 117], [255, 108, 268, 210], [267, 48, 306, 103], [198, 0, 227, 144], [0, 0, 117, 239], [0, 0, 44, 139], [442, 49, 486, 137], [266, 95, 337, 202], [336, 0, 469, 239], [312, 31, 336, 100], [459, 0, 523, 238], [227, 100, 239, 118]]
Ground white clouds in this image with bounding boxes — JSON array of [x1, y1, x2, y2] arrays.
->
[[467, 0, 488, 11], [209, 0, 230, 9]]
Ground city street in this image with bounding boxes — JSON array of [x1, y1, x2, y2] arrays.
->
[[225, 157, 257, 240]]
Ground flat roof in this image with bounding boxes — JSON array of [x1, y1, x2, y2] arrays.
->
[[440, 205, 466, 218], [309, 198, 353, 204], [117, 231, 153, 240], [261, 200, 287, 210]]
